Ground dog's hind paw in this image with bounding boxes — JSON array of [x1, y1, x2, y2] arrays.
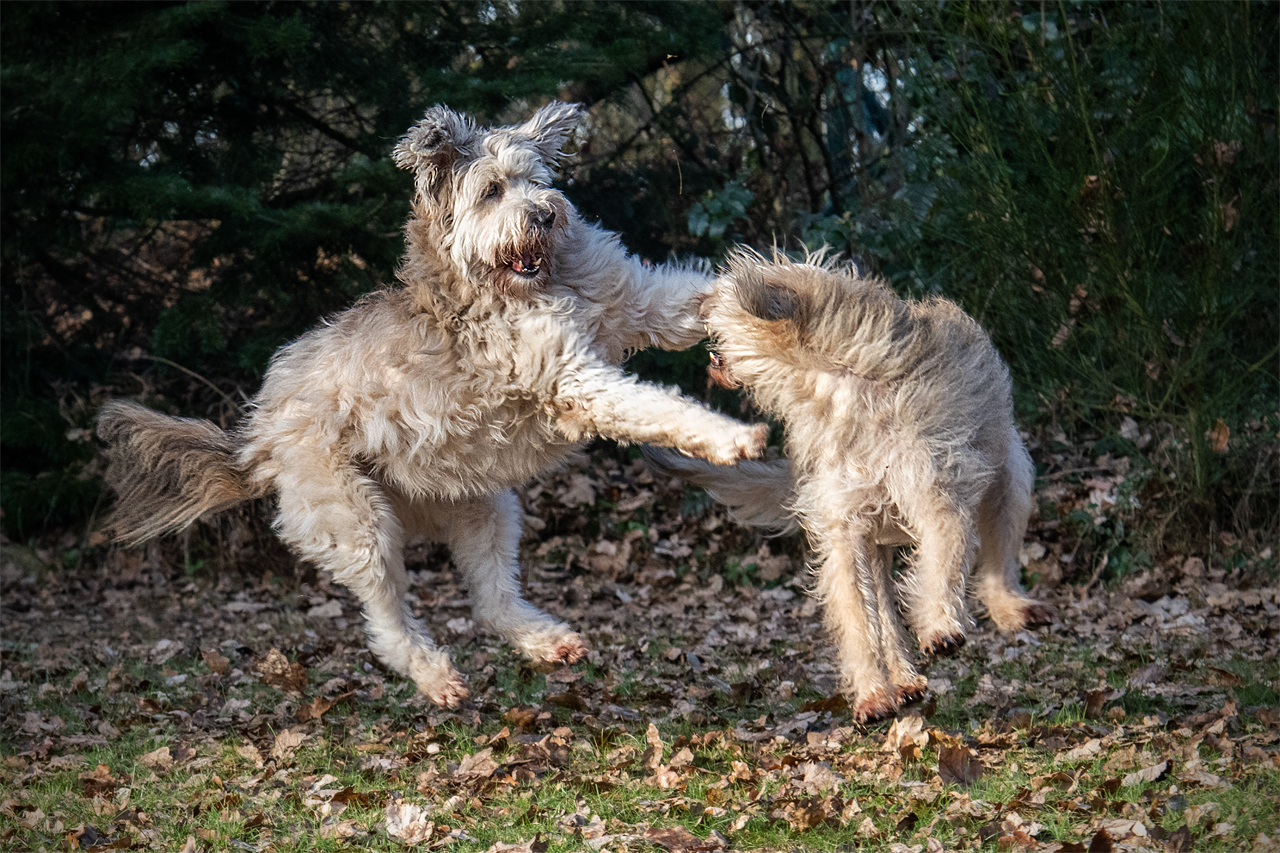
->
[[851, 689, 900, 724], [920, 632, 966, 658], [549, 633, 589, 665]]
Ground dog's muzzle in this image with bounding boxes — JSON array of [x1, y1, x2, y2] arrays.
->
[[707, 351, 740, 389]]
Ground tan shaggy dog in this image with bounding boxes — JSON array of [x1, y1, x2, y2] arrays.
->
[[98, 103, 767, 707], [647, 251, 1052, 721]]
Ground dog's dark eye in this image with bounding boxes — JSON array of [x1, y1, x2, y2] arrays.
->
[[484, 182, 503, 201]]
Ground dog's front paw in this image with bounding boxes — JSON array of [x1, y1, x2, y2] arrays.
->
[[405, 648, 469, 708], [895, 676, 929, 707], [1019, 601, 1056, 628], [850, 688, 900, 724], [515, 627, 589, 669], [702, 423, 768, 465], [736, 423, 769, 459], [424, 671, 469, 708], [919, 631, 966, 658]]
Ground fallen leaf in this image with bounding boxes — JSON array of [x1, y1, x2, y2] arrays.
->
[[320, 817, 361, 839], [271, 728, 308, 764], [201, 649, 230, 675], [1121, 760, 1168, 787], [454, 748, 497, 779], [643, 826, 728, 852], [1165, 825, 1193, 853], [254, 649, 307, 693], [884, 714, 928, 754], [503, 708, 538, 730], [643, 722, 664, 772], [1063, 738, 1103, 762], [385, 801, 434, 844], [484, 840, 548, 853], [307, 600, 344, 619], [137, 746, 172, 772], [668, 747, 694, 769], [78, 764, 119, 798], [235, 744, 264, 768], [295, 695, 334, 723], [938, 745, 985, 786]]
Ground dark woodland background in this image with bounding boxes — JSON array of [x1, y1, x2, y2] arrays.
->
[[3, 1, 1277, 576]]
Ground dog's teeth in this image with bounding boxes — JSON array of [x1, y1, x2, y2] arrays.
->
[[512, 255, 542, 276]]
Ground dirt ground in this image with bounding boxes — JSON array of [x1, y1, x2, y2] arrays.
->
[[1, 444, 1277, 852]]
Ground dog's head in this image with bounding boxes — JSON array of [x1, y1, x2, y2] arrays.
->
[[702, 251, 821, 389], [394, 102, 583, 296]]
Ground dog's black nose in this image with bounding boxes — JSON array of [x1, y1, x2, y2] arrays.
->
[[535, 208, 556, 229]]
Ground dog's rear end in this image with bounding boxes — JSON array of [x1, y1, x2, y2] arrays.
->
[[97, 400, 262, 545]]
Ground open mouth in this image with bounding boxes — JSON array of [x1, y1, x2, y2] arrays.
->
[[511, 252, 544, 278]]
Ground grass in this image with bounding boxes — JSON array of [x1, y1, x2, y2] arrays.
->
[[3, 449, 1278, 852]]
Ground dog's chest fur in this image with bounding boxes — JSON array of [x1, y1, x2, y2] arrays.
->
[[241, 287, 583, 502]]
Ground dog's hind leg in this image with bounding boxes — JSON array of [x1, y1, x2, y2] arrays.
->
[[272, 453, 467, 707], [973, 433, 1055, 632], [811, 523, 899, 723], [897, 485, 976, 657], [873, 545, 926, 706], [440, 490, 587, 667]]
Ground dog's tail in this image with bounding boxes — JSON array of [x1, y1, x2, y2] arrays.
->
[[641, 445, 797, 532], [96, 399, 264, 545]]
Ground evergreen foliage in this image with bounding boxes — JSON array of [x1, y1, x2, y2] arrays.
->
[[3, 1, 1275, 555]]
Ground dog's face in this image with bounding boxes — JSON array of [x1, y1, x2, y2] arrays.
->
[[394, 102, 582, 296]]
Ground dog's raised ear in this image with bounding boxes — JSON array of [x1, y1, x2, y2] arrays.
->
[[735, 267, 801, 324], [393, 106, 480, 194], [514, 102, 585, 161]]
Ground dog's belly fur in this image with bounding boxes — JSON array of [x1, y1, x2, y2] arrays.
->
[[371, 400, 575, 500]]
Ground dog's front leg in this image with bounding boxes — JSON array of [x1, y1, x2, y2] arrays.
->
[[810, 524, 901, 723], [271, 453, 467, 707], [552, 361, 767, 465], [616, 259, 714, 352], [437, 490, 587, 667], [873, 544, 927, 706], [897, 488, 976, 656]]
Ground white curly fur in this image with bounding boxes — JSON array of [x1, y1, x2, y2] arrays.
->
[[99, 103, 766, 707]]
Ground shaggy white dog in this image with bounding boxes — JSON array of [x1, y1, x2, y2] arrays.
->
[[98, 103, 766, 706], [648, 251, 1052, 721]]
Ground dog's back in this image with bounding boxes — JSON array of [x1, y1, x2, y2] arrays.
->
[[710, 254, 1014, 495]]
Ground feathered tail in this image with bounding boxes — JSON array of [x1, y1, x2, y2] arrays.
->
[[96, 399, 264, 545], [641, 445, 797, 532]]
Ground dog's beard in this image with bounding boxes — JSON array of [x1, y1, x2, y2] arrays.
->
[[486, 236, 554, 297]]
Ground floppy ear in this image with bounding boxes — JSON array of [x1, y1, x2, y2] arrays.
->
[[393, 106, 480, 194], [735, 268, 800, 323], [513, 101, 585, 161]]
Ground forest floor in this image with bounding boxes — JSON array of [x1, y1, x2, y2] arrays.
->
[[1, 440, 1278, 853]]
